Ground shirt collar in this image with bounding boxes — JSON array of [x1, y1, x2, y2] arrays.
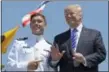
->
[[71, 23, 83, 32]]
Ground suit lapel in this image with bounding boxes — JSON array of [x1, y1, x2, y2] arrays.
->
[[65, 29, 73, 56], [65, 29, 71, 48], [76, 27, 88, 52]]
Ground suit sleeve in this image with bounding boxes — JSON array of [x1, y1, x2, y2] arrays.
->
[[6, 40, 28, 71], [85, 31, 106, 68]]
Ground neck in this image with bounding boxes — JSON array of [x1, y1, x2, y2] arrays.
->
[[36, 35, 44, 42], [71, 22, 82, 28]]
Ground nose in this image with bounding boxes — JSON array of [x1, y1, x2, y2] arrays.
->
[[67, 14, 71, 18], [34, 21, 39, 26]]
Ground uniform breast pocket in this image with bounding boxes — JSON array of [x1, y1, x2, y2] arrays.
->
[[41, 49, 50, 58], [19, 48, 35, 61]]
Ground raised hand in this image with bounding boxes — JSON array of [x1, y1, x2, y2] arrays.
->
[[50, 44, 65, 61]]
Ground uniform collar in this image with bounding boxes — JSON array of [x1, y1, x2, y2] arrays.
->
[[36, 35, 45, 42]]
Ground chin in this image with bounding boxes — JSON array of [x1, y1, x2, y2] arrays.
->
[[32, 31, 43, 35]]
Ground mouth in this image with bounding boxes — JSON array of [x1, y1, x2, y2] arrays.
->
[[31, 25, 43, 35], [67, 18, 77, 23], [33, 25, 41, 30]]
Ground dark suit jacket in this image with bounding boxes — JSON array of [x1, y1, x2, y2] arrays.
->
[[49, 27, 106, 72]]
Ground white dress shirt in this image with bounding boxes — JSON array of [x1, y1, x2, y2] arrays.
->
[[6, 35, 54, 71]]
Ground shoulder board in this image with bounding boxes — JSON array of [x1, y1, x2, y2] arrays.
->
[[17, 37, 28, 41]]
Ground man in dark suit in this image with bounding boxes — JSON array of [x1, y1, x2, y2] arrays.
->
[[49, 4, 106, 72]]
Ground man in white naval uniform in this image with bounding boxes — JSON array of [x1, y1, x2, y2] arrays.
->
[[6, 13, 55, 71]]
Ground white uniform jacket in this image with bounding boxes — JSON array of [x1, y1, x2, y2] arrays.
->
[[6, 38, 54, 71]]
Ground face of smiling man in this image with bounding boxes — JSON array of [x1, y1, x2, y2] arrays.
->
[[64, 5, 82, 28], [30, 13, 46, 35]]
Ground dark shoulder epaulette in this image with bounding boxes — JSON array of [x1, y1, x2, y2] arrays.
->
[[46, 40, 52, 45], [17, 37, 28, 41]]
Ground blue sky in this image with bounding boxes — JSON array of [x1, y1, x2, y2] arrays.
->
[[1, 1, 108, 71]]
